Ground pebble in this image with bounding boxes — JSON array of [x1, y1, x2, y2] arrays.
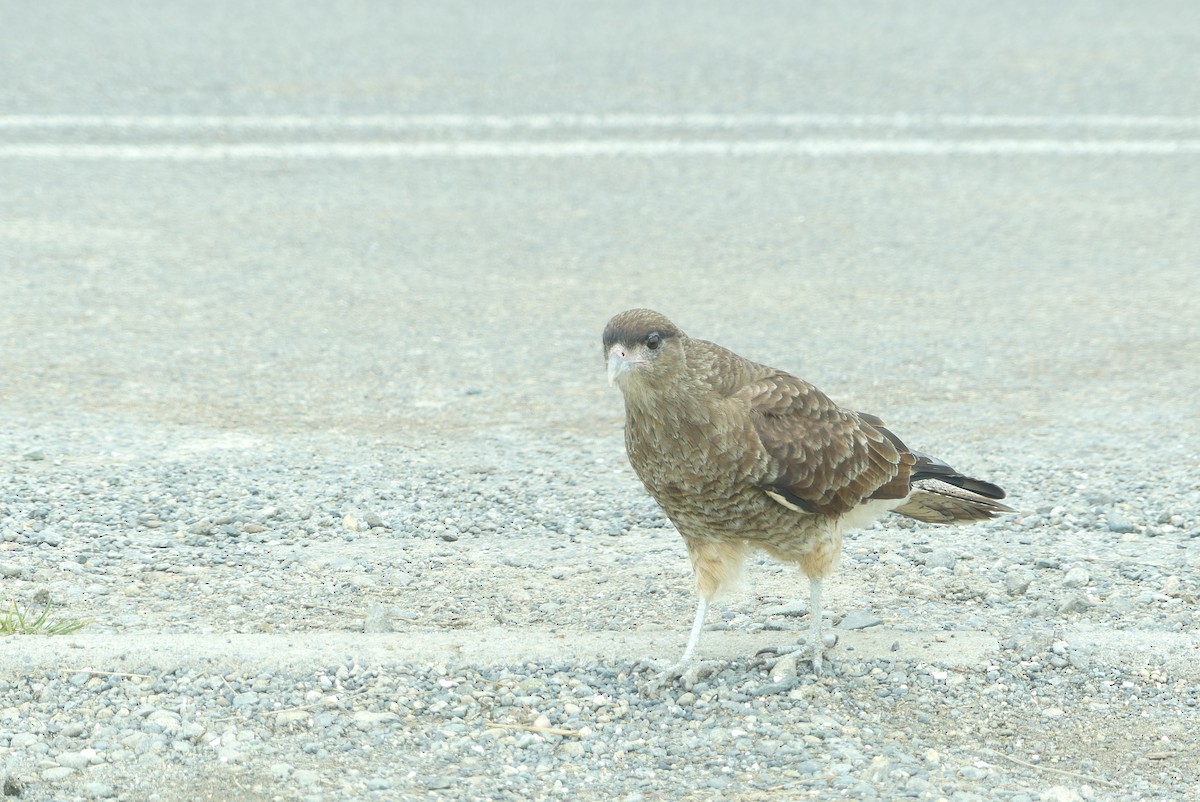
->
[[1106, 512, 1135, 533], [770, 654, 798, 682], [56, 751, 94, 770], [837, 610, 883, 630], [82, 783, 116, 799], [1057, 596, 1092, 615], [1005, 569, 1035, 596], [363, 602, 393, 633], [762, 601, 809, 617], [216, 747, 243, 763], [924, 549, 957, 570], [353, 711, 400, 729], [294, 769, 322, 787], [1062, 566, 1090, 588]]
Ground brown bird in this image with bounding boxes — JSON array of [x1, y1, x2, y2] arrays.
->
[[603, 308, 1012, 675]]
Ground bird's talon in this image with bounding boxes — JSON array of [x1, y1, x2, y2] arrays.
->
[[635, 658, 720, 691], [633, 657, 672, 675]]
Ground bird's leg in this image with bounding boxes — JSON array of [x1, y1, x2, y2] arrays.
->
[[678, 595, 709, 666], [755, 574, 837, 671], [635, 596, 710, 686], [637, 539, 742, 688], [808, 576, 824, 674]]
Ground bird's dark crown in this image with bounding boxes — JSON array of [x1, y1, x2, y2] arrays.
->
[[602, 309, 684, 350]]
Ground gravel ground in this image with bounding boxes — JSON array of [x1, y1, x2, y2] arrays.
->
[[2, 404, 1198, 801]]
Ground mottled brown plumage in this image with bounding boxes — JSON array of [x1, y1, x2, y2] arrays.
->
[[603, 308, 1012, 674]]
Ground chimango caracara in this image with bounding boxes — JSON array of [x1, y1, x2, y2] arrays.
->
[[603, 308, 1012, 674]]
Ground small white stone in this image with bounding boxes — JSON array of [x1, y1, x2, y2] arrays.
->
[[1063, 566, 1090, 588], [293, 769, 321, 787], [82, 782, 116, 799], [352, 711, 399, 729], [771, 654, 798, 682], [10, 732, 39, 749], [56, 751, 92, 770], [925, 548, 956, 570], [275, 710, 310, 725]]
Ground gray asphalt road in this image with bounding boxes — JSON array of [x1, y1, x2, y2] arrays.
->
[[2, 3, 1200, 801], [4, 142, 1198, 455], [1, 0, 1197, 451], [3, 0, 1199, 115]]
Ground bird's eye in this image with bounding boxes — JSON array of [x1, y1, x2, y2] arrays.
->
[[646, 332, 662, 350]]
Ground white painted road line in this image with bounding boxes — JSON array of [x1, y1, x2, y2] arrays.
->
[[2, 139, 1200, 159], [6, 114, 1198, 159], [3, 113, 1200, 130]]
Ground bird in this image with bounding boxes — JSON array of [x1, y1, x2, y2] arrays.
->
[[603, 308, 1012, 676]]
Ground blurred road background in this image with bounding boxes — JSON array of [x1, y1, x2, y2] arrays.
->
[[2, 0, 1198, 487]]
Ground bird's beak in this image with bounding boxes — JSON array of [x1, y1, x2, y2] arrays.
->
[[607, 345, 643, 386]]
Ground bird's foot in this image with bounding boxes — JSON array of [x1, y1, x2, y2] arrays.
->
[[633, 657, 717, 691], [755, 632, 838, 674]]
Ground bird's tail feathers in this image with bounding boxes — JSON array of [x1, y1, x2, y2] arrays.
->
[[909, 450, 1008, 500], [892, 479, 1015, 524]]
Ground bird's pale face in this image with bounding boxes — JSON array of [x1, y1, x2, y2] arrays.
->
[[602, 309, 685, 393], [606, 335, 662, 386]]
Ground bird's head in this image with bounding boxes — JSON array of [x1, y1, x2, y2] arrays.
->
[[602, 309, 686, 392]]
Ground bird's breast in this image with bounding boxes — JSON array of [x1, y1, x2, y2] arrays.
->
[[623, 397, 782, 538]]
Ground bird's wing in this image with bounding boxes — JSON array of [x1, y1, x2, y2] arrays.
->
[[743, 373, 915, 516]]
